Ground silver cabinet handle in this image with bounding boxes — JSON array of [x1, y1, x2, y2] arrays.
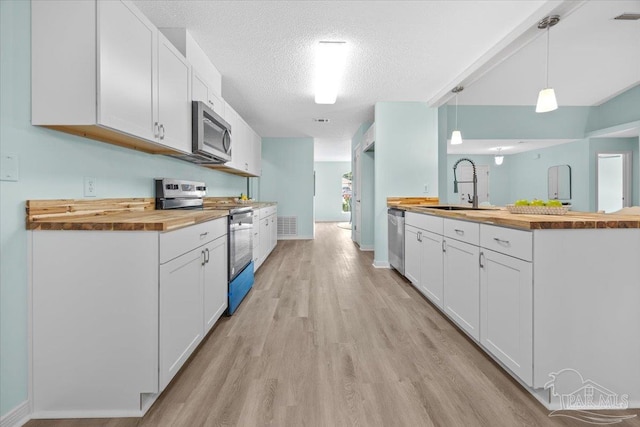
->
[[201, 250, 206, 266], [442, 240, 447, 253], [479, 251, 485, 268], [159, 124, 165, 140], [154, 122, 160, 138], [205, 248, 210, 264], [493, 237, 510, 245], [454, 228, 464, 235], [200, 232, 209, 238]]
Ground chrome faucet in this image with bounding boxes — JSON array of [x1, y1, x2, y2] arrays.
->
[[453, 158, 478, 208]]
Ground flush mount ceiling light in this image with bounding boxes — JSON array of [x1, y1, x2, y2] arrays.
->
[[315, 41, 347, 104], [536, 15, 560, 113], [451, 86, 464, 145], [494, 147, 504, 165]]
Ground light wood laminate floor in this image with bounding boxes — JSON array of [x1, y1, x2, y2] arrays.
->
[[27, 223, 640, 427]]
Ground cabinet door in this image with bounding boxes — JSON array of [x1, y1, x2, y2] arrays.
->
[[443, 239, 480, 341], [159, 247, 204, 391], [404, 225, 421, 288], [420, 230, 444, 309], [203, 237, 228, 333], [97, 0, 156, 141], [252, 212, 261, 269], [249, 129, 262, 176], [192, 70, 209, 104], [259, 217, 270, 264], [270, 214, 277, 252], [157, 33, 191, 154], [480, 250, 533, 386]]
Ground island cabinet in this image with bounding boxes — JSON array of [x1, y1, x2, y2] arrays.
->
[[443, 219, 480, 340], [404, 212, 444, 308], [32, 0, 191, 155], [403, 210, 640, 408], [479, 224, 533, 386], [30, 217, 227, 418]]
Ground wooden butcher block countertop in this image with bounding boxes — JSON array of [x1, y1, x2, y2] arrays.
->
[[405, 206, 640, 230], [26, 198, 229, 232]]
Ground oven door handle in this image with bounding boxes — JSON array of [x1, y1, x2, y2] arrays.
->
[[229, 212, 252, 222]]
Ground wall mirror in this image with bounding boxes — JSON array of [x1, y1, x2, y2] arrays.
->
[[548, 165, 572, 200]]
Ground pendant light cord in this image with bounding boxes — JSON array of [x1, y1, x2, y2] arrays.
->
[[545, 25, 550, 88], [455, 92, 458, 129]]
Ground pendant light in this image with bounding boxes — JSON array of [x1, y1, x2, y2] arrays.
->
[[451, 86, 464, 145], [494, 147, 504, 165], [536, 15, 560, 113]]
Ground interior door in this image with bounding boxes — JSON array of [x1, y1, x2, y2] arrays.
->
[[457, 165, 489, 205], [597, 152, 631, 213], [354, 145, 362, 245]]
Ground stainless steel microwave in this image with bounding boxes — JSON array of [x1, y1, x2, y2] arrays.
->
[[191, 101, 231, 164]]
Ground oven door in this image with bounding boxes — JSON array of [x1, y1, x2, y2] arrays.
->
[[229, 211, 253, 280]]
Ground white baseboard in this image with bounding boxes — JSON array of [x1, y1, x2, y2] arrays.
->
[[358, 245, 373, 251], [372, 260, 390, 268], [31, 408, 145, 419], [0, 401, 30, 427], [276, 235, 314, 240]]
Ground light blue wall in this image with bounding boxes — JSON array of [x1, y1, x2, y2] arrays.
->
[[260, 138, 315, 239], [587, 85, 640, 132], [508, 140, 590, 211], [314, 161, 351, 222], [374, 102, 438, 265], [350, 123, 375, 249], [445, 155, 512, 206], [0, 1, 247, 416]]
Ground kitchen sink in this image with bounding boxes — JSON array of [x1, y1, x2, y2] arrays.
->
[[417, 206, 499, 211]]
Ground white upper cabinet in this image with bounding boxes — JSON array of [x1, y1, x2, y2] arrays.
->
[[32, 0, 191, 155], [157, 33, 191, 154], [192, 70, 225, 118]]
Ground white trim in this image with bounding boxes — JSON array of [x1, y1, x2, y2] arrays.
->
[[372, 260, 390, 268], [276, 235, 314, 240], [27, 232, 33, 425], [358, 245, 373, 251], [0, 401, 30, 427], [31, 409, 145, 419]]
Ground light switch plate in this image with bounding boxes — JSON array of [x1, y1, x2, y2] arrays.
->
[[1, 154, 19, 181]]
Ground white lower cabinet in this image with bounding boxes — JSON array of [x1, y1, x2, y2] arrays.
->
[[404, 224, 444, 308], [443, 237, 480, 340], [31, 217, 227, 418], [480, 249, 532, 386], [160, 246, 205, 391], [254, 205, 278, 272]]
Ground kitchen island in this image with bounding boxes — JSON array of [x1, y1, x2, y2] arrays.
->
[[398, 203, 640, 410]]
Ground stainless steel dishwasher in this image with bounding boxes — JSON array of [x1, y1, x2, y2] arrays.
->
[[387, 208, 405, 275]]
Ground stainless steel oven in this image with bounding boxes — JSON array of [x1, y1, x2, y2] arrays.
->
[[228, 207, 253, 281]]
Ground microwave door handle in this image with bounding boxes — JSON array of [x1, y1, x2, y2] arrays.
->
[[223, 129, 231, 153]]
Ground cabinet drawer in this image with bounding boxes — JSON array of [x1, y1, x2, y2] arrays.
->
[[405, 212, 443, 234], [444, 218, 479, 245], [261, 205, 277, 218], [480, 224, 532, 261], [160, 217, 227, 264]]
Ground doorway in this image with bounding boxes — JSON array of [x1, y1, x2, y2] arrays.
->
[[596, 152, 632, 213]]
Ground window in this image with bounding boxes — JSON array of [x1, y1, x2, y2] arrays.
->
[[342, 172, 352, 212]]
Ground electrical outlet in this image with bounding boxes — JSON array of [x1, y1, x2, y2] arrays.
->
[[0, 154, 19, 181], [424, 183, 429, 193], [84, 177, 97, 197]]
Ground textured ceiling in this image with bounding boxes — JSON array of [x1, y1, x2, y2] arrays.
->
[[132, 1, 639, 161]]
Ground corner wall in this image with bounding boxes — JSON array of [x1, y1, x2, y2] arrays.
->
[[261, 137, 315, 239]]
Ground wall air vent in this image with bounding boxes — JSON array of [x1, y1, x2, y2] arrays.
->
[[313, 118, 330, 123], [277, 216, 298, 237], [614, 13, 640, 20]]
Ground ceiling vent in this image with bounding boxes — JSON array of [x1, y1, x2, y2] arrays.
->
[[313, 118, 330, 123], [614, 13, 640, 20]]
